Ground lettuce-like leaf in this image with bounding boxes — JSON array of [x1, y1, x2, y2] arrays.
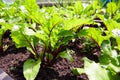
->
[[73, 57, 110, 80], [23, 58, 41, 80]]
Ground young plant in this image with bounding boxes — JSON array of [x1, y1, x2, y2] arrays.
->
[[0, 2, 8, 52], [73, 26, 120, 80], [10, 0, 95, 80], [10, 22, 41, 80], [98, 15, 120, 51], [73, 56, 120, 80], [73, 7, 120, 79], [0, 0, 26, 53], [73, 39, 120, 80], [106, 2, 118, 18], [0, 18, 13, 52]]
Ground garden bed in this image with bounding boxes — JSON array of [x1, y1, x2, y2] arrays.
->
[[0, 38, 92, 80], [0, 37, 101, 80], [0, 0, 120, 80]]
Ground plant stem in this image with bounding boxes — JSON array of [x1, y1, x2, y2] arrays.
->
[[0, 35, 3, 53], [41, 47, 47, 67], [89, 36, 101, 49], [0, 47, 3, 53], [20, 29, 38, 58], [48, 45, 66, 66], [47, 22, 60, 63]]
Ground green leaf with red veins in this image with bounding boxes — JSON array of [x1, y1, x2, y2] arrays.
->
[[64, 18, 92, 31], [105, 20, 120, 32], [11, 30, 29, 47], [11, 24, 39, 56], [35, 32, 49, 47], [86, 28, 108, 47]]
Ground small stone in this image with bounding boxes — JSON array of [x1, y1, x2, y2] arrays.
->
[[0, 68, 13, 80]]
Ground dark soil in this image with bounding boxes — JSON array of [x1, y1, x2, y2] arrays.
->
[[0, 37, 100, 80]]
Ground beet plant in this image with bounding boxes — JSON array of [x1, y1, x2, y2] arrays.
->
[[10, 0, 96, 80], [73, 2, 120, 80], [1, 0, 104, 79], [74, 26, 120, 80], [0, 1, 8, 52], [0, 1, 13, 53], [73, 39, 120, 80], [0, 22, 12, 53], [0, 0, 26, 53]]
